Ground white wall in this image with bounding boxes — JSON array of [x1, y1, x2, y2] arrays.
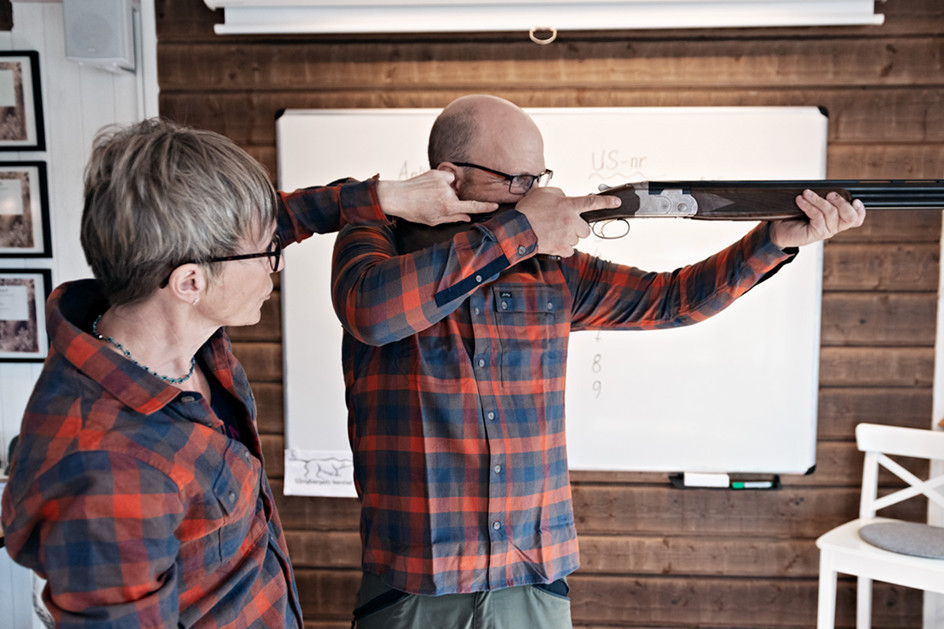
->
[[0, 1, 157, 626]]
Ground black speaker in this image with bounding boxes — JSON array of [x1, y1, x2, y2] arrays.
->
[[62, 0, 136, 72]]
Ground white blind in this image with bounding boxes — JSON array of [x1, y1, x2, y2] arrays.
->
[[204, 0, 884, 35]]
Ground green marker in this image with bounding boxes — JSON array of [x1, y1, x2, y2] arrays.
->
[[732, 481, 774, 489]]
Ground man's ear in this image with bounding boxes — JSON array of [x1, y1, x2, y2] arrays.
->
[[165, 264, 206, 306], [437, 162, 463, 193]]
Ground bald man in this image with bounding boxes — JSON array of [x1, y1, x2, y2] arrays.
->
[[331, 95, 865, 628]]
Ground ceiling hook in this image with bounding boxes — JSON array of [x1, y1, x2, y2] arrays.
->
[[529, 26, 557, 45]]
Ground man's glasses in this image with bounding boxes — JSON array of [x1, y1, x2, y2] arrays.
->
[[159, 235, 282, 288], [454, 162, 553, 195]]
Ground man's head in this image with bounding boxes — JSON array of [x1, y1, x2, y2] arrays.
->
[[81, 118, 278, 306], [428, 95, 550, 204]]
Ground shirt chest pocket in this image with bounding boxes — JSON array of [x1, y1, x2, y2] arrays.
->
[[491, 283, 567, 383], [201, 443, 264, 572]]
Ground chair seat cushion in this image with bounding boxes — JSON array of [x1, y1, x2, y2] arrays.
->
[[859, 521, 944, 559]]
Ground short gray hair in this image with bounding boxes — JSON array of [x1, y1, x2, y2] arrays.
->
[[80, 118, 277, 305]]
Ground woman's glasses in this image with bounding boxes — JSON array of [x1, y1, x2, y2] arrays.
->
[[159, 235, 282, 288]]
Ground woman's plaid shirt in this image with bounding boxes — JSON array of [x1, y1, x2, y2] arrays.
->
[[1, 181, 385, 627]]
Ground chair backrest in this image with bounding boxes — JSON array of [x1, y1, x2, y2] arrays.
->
[[855, 423, 944, 519]]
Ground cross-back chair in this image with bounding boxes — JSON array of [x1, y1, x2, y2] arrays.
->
[[816, 422, 944, 628]]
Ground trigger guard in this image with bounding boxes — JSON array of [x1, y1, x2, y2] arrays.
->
[[591, 219, 630, 240]]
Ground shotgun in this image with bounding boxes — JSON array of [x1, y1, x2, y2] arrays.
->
[[396, 179, 944, 253]]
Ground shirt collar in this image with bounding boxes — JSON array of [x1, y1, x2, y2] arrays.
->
[[48, 280, 219, 416]]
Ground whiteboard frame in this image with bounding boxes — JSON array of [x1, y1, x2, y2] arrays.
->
[[277, 106, 827, 496]]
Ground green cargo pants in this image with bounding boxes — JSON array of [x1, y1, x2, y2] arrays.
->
[[351, 571, 573, 629]]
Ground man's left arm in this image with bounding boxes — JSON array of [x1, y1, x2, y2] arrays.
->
[[567, 222, 794, 332], [567, 189, 865, 331]]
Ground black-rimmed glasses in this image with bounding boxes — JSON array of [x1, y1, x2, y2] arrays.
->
[[454, 161, 553, 195], [159, 235, 282, 288]]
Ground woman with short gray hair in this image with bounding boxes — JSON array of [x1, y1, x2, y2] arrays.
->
[[1, 118, 493, 627]]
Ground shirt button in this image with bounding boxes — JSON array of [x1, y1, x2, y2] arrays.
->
[[487, 411, 495, 420], [517, 245, 527, 255], [475, 274, 483, 283], [546, 302, 554, 311], [500, 300, 508, 310], [478, 358, 485, 368], [228, 491, 236, 502], [493, 521, 501, 530], [493, 465, 502, 474], [473, 307, 481, 316], [180, 395, 195, 403]]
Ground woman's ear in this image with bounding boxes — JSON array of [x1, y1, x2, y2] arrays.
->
[[165, 264, 206, 306]]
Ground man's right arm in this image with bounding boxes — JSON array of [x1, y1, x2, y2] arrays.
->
[[331, 209, 538, 346], [277, 171, 497, 246], [513, 186, 619, 257], [330, 188, 622, 346]]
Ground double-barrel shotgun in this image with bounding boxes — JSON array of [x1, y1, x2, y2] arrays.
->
[[397, 179, 944, 252]]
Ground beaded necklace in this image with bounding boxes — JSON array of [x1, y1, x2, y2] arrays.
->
[[92, 313, 196, 385]]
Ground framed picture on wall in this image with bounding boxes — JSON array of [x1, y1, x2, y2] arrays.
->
[[0, 268, 52, 362], [0, 51, 45, 151], [0, 161, 51, 257]]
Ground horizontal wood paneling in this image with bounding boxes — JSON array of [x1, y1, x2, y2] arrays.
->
[[817, 388, 933, 438], [158, 39, 943, 93], [819, 347, 935, 387], [290, 568, 921, 627], [827, 210, 942, 245], [820, 292, 937, 346], [157, 0, 943, 625], [157, 87, 944, 147], [231, 341, 282, 381], [822, 243, 939, 291]]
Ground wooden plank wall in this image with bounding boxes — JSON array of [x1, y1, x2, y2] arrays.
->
[[155, 1, 943, 627]]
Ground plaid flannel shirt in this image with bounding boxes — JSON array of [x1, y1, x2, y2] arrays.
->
[[1, 180, 384, 627], [331, 209, 794, 596]]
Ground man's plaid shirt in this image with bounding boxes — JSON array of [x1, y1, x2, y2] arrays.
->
[[332, 208, 794, 596]]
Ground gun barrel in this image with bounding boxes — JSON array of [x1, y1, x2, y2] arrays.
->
[[677, 179, 944, 210]]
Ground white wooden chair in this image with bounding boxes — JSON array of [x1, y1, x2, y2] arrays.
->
[[816, 423, 944, 628]]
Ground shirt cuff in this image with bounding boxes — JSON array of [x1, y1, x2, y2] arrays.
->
[[481, 209, 539, 263], [752, 222, 798, 265], [340, 177, 389, 226]]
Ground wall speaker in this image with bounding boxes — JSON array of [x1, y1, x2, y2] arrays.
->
[[62, 0, 137, 72]]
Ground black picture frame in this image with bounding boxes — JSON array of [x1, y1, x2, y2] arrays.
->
[[0, 161, 51, 257], [0, 50, 45, 151], [0, 267, 51, 362]]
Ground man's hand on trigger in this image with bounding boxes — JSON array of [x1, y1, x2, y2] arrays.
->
[[377, 170, 498, 226], [515, 187, 621, 257]]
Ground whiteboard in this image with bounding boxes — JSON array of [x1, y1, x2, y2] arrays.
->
[[277, 107, 826, 496]]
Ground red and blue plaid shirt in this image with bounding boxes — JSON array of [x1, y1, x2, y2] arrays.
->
[[1, 181, 384, 627], [331, 209, 794, 596]]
